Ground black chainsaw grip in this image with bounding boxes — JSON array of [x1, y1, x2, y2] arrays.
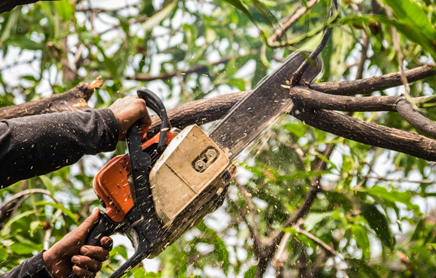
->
[[137, 87, 170, 151], [70, 212, 116, 278]]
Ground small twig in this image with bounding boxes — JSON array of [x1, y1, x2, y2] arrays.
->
[[294, 226, 338, 257], [271, 232, 291, 268], [291, 0, 337, 85], [235, 181, 263, 256], [294, 227, 351, 278], [268, 0, 320, 45], [356, 34, 369, 80], [227, 198, 263, 257], [44, 209, 63, 250], [386, 8, 410, 97], [363, 175, 435, 185], [176, 72, 193, 101]]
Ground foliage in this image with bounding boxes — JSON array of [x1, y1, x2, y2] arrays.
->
[[1, 0, 436, 277]]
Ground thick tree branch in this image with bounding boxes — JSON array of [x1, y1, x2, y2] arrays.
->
[[290, 86, 399, 111], [0, 77, 103, 120], [290, 105, 436, 161], [311, 64, 436, 96]]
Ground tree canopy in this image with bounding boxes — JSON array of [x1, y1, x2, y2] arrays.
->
[[1, 0, 436, 277]]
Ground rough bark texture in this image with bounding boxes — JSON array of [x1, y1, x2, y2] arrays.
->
[[311, 64, 436, 96], [0, 77, 103, 120], [290, 104, 436, 161]]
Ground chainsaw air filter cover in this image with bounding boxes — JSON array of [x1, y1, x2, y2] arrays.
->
[[149, 124, 233, 230]]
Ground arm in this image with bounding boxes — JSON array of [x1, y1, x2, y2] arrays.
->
[[0, 109, 119, 189], [0, 252, 52, 278], [0, 95, 151, 188], [0, 0, 53, 14]]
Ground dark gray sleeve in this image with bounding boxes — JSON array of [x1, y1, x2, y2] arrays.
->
[[0, 252, 51, 278], [0, 109, 119, 188]]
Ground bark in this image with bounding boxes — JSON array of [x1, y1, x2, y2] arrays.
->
[[290, 104, 436, 161], [0, 77, 103, 120], [311, 64, 436, 96], [5, 78, 436, 161]]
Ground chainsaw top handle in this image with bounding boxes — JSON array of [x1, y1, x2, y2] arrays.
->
[[137, 87, 170, 151]]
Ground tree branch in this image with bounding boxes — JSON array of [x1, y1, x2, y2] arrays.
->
[[267, 0, 320, 46], [311, 64, 436, 96], [396, 98, 436, 138], [290, 86, 399, 111], [0, 77, 103, 120], [290, 105, 436, 161]]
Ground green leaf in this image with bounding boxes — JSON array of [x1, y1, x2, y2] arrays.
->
[[36, 201, 78, 224], [339, 15, 436, 60], [1, 211, 35, 236], [283, 123, 306, 138], [0, 248, 7, 261], [348, 258, 381, 278], [10, 242, 42, 255], [140, 1, 177, 32], [244, 265, 257, 278], [366, 186, 421, 215], [54, 0, 74, 22], [360, 203, 395, 249], [0, 9, 19, 43], [40, 176, 55, 197], [383, 0, 436, 39], [305, 212, 332, 231], [110, 246, 128, 260], [351, 224, 371, 259], [5, 37, 43, 51]]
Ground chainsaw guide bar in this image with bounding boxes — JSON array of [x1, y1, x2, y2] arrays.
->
[[210, 51, 322, 159]]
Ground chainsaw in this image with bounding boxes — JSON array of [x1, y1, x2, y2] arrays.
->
[[73, 51, 322, 278]]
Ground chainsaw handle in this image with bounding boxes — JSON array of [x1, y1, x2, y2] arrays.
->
[[137, 88, 170, 151], [71, 212, 117, 278]]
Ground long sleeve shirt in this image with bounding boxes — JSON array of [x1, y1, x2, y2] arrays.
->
[[0, 109, 119, 277]]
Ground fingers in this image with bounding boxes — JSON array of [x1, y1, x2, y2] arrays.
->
[[80, 245, 110, 262], [72, 208, 100, 238], [108, 96, 152, 139], [72, 264, 97, 278], [72, 255, 103, 272], [100, 236, 113, 251]]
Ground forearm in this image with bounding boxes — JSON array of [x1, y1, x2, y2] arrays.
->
[[0, 109, 119, 188], [0, 252, 51, 278], [0, 0, 53, 14]]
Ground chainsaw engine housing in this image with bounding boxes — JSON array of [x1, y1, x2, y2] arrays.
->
[[150, 124, 234, 229]]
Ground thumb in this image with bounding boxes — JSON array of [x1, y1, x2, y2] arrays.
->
[[72, 207, 100, 238]]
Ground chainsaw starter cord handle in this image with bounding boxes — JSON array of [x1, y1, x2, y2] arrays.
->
[[70, 212, 116, 278], [137, 88, 170, 151]]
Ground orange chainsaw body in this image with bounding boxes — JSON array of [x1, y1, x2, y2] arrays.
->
[[93, 131, 178, 223]]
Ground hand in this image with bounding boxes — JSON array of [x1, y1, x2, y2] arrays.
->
[[109, 95, 152, 139], [43, 208, 113, 278]]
